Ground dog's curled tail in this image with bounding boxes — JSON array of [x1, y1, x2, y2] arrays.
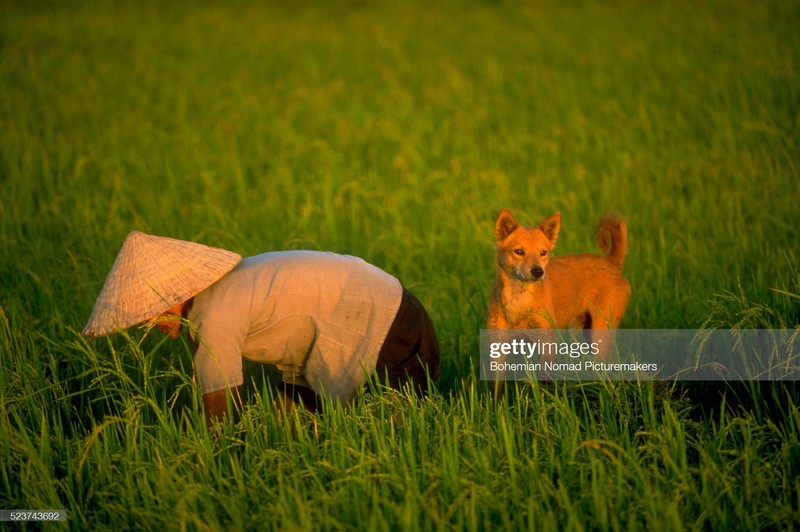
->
[[596, 212, 628, 270]]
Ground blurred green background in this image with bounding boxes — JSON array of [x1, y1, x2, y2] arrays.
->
[[1, 0, 798, 528]]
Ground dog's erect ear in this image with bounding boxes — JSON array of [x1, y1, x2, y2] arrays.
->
[[495, 209, 519, 241], [539, 212, 561, 244]]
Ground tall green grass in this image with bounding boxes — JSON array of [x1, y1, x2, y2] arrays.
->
[[2, 0, 799, 529]]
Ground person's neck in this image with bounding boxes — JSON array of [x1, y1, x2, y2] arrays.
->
[[182, 298, 194, 318]]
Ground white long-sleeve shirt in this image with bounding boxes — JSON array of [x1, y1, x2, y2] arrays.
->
[[187, 251, 402, 402]]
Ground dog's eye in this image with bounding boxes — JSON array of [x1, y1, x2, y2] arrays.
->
[[539, 250, 548, 257], [513, 249, 525, 257]]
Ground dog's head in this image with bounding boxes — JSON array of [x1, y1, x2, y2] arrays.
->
[[494, 209, 560, 282]]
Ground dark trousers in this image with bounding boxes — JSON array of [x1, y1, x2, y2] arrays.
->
[[373, 287, 440, 393], [279, 288, 440, 411]]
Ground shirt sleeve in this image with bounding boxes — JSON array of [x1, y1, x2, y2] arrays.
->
[[189, 303, 248, 394]]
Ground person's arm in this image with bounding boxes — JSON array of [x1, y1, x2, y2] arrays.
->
[[202, 386, 242, 427]]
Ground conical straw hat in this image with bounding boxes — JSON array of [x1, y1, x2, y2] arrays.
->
[[83, 231, 242, 337]]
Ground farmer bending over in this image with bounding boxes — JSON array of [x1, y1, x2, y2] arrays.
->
[[83, 231, 440, 426]]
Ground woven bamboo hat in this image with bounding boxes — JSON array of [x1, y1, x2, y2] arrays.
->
[[83, 231, 242, 337]]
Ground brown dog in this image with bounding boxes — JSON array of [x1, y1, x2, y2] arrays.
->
[[488, 209, 630, 335]]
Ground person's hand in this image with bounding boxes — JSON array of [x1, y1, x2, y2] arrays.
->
[[202, 387, 242, 428]]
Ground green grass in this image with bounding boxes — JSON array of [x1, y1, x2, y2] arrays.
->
[[2, 0, 799, 529]]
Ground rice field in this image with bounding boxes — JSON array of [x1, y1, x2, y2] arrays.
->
[[1, 0, 799, 529]]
